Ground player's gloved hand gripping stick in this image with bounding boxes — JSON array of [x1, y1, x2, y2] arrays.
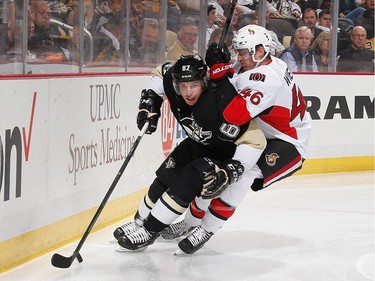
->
[[51, 121, 150, 269]]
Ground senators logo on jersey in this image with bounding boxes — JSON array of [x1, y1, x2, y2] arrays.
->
[[265, 153, 279, 166], [249, 72, 266, 82]]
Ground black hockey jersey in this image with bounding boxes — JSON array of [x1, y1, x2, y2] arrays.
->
[[161, 68, 250, 159]]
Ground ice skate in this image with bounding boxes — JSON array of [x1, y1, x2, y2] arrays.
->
[[112, 211, 144, 242], [177, 226, 213, 254], [160, 220, 194, 240], [117, 226, 159, 251]]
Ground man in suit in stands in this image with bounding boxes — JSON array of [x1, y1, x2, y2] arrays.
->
[[280, 26, 318, 72], [166, 17, 198, 62]]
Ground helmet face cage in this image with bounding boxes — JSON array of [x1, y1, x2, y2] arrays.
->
[[172, 54, 207, 95], [232, 25, 272, 63]]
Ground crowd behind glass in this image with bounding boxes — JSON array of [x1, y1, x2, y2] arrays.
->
[[0, 0, 373, 75]]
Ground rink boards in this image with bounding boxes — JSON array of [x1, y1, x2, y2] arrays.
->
[[0, 73, 374, 272]]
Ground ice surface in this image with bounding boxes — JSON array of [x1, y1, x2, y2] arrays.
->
[[0, 171, 373, 281]]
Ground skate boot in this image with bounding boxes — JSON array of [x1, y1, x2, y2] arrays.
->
[[160, 220, 194, 240], [118, 226, 159, 251], [113, 211, 144, 241], [177, 226, 213, 254]]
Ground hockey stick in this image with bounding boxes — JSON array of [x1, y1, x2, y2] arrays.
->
[[218, 0, 238, 50], [51, 121, 149, 269]]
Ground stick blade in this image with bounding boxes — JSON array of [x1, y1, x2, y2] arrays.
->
[[51, 253, 82, 268]]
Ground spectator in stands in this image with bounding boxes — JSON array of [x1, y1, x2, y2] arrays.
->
[[337, 18, 355, 52], [3, 0, 16, 55], [340, 0, 359, 17], [166, 16, 198, 62], [280, 26, 318, 72], [175, 0, 200, 14], [29, 0, 55, 57], [337, 25, 375, 72], [317, 9, 331, 30], [302, 8, 324, 42], [295, 0, 319, 11], [267, 0, 302, 20], [319, 0, 358, 18], [212, 0, 246, 19], [133, 18, 159, 64], [345, 5, 366, 23], [130, 0, 145, 28], [1, 1, 36, 61], [237, 12, 257, 29], [80, 0, 95, 29], [90, 0, 114, 34], [254, 4, 285, 57], [354, 0, 374, 50], [238, 0, 258, 10], [339, 0, 358, 17], [28, 4, 36, 41], [231, 5, 242, 32], [217, 0, 234, 16], [206, 3, 220, 47], [166, 1, 182, 34], [311, 31, 330, 72], [49, 0, 72, 23], [94, 15, 123, 63]]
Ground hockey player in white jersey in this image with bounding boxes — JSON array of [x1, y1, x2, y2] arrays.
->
[[163, 25, 312, 255]]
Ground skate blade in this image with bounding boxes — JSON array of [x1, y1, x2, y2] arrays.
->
[[174, 249, 186, 256], [109, 238, 118, 244], [115, 245, 127, 252], [160, 237, 181, 243], [115, 245, 147, 253]]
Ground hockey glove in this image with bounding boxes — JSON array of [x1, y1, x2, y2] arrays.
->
[[201, 158, 244, 199], [137, 89, 163, 134], [205, 43, 234, 80]]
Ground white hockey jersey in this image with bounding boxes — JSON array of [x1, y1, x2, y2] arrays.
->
[[226, 57, 312, 158]]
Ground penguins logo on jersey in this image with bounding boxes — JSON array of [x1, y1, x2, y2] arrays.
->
[[165, 157, 176, 169], [180, 117, 212, 144], [265, 153, 279, 166]]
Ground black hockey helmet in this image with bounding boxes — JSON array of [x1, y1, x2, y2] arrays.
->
[[172, 54, 207, 95], [172, 54, 207, 82]]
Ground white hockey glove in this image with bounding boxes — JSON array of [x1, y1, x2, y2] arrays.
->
[[201, 158, 244, 199]]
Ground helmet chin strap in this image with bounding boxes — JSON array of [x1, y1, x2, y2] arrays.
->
[[251, 51, 270, 68]]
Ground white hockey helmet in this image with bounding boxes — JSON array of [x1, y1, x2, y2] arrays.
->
[[232, 24, 272, 63]]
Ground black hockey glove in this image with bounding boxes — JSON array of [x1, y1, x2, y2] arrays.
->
[[205, 43, 234, 81], [205, 42, 231, 67], [137, 89, 163, 134], [201, 158, 244, 199]]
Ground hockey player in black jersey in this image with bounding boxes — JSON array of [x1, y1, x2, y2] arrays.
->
[[113, 53, 266, 251]]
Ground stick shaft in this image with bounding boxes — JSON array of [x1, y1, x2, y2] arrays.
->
[[218, 0, 238, 50], [51, 122, 149, 268]]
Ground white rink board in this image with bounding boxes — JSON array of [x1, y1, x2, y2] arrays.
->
[[295, 74, 374, 158], [0, 73, 374, 243]]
